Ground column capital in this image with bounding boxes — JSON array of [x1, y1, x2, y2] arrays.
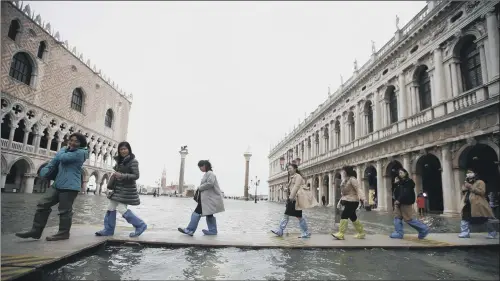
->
[[485, 8, 496, 17]]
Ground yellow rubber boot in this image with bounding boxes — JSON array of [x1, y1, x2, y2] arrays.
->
[[352, 220, 366, 239], [332, 219, 348, 240]]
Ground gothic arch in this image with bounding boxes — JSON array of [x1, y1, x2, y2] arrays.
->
[[453, 139, 499, 169], [7, 156, 35, 174], [411, 151, 441, 174], [36, 161, 50, 174], [88, 169, 102, 184]]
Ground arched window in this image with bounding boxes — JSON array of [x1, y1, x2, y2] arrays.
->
[[71, 88, 83, 112], [364, 101, 374, 134], [8, 20, 21, 41], [105, 109, 113, 128], [334, 120, 341, 147], [347, 112, 355, 142], [37, 41, 47, 59], [9, 52, 33, 85], [418, 66, 432, 111], [460, 40, 482, 91], [388, 88, 398, 124]]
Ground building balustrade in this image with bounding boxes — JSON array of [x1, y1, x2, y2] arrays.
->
[[269, 83, 498, 180], [0, 139, 115, 170]]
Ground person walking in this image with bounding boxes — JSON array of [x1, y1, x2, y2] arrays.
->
[[458, 169, 497, 239], [16, 133, 89, 241], [332, 166, 366, 240], [271, 164, 312, 238], [95, 142, 147, 238], [321, 195, 326, 206], [178, 160, 225, 236], [417, 192, 425, 216], [389, 168, 429, 239]]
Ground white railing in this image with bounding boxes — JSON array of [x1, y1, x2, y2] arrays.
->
[[39, 148, 47, 155], [11, 142, 23, 151], [25, 145, 34, 153], [1, 139, 8, 148], [268, 83, 498, 181]]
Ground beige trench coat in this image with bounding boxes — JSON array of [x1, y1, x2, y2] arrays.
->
[[287, 173, 317, 210], [340, 177, 365, 202], [198, 171, 225, 217], [460, 180, 494, 218]]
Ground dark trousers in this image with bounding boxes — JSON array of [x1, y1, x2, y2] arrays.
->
[[340, 201, 359, 222], [32, 187, 78, 233]]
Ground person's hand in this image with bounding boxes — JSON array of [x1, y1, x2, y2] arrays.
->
[[113, 172, 123, 179], [464, 183, 472, 189]]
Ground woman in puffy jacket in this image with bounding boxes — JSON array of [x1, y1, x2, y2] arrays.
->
[[95, 141, 147, 238], [389, 168, 429, 239]]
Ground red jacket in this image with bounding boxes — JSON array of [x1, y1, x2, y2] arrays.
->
[[417, 197, 425, 208]]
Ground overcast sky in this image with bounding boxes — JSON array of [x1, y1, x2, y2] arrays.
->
[[26, 1, 425, 196]]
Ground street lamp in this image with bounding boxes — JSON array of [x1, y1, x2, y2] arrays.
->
[[250, 176, 260, 203]]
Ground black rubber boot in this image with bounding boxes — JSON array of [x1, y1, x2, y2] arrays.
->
[[46, 213, 72, 241], [15, 209, 51, 239]]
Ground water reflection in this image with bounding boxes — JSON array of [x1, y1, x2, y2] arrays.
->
[[41, 247, 499, 280]]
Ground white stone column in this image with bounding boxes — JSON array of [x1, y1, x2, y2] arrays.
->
[[376, 160, 384, 211], [486, 10, 500, 80], [328, 172, 334, 206], [372, 99, 379, 131], [380, 100, 387, 128], [1, 173, 7, 190], [453, 168, 465, 212], [398, 74, 408, 119], [356, 165, 364, 200], [46, 137, 53, 150], [433, 47, 447, 102], [57, 139, 64, 151], [441, 144, 457, 215], [478, 42, 489, 83], [7, 124, 18, 149], [355, 104, 361, 139], [23, 174, 36, 193], [318, 173, 324, 205], [21, 129, 30, 151], [450, 60, 461, 97]]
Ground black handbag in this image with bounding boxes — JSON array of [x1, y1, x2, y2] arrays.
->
[[193, 189, 200, 202], [42, 165, 59, 181]]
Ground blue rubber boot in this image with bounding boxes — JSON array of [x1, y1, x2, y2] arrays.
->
[[123, 210, 147, 237], [389, 218, 404, 239], [271, 215, 289, 237], [486, 220, 497, 239], [178, 212, 201, 236], [202, 216, 218, 235], [298, 217, 311, 238], [458, 220, 470, 238], [95, 210, 116, 236], [407, 219, 429, 239]]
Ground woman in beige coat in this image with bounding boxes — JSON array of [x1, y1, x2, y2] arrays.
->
[[271, 164, 311, 238], [332, 165, 366, 240], [178, 160, 225, 236], [458, 169, 497, 239]]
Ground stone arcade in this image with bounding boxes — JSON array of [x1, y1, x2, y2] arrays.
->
[[1, 1, 132, 193], [267, 1, 500, 215]]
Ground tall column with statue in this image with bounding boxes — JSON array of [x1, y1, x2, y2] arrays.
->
[[244, 147, 252, 201], [178, 146, 188, 195]]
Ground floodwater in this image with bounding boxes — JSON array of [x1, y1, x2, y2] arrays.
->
[[42, 246, 499, 280], [2, 194, 498, 280]]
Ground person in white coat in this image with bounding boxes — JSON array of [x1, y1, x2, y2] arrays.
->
[[178, 160, 225, 236]]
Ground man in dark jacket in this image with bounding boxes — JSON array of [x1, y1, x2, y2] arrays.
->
[[389, 168, 430, 240]]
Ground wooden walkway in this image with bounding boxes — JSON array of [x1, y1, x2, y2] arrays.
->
[[2, 224, 499, 280]]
